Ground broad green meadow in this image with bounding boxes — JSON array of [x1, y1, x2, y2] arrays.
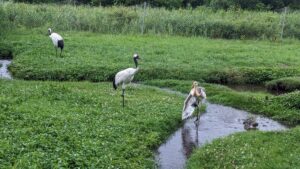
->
[[2, 29, 300, 84]]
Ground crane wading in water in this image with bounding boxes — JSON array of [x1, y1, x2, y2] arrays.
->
[[48, 28, 64, 57], [182, 81, 207, 120], [113, 54, 140, 107]]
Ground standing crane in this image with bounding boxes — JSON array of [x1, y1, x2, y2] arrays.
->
[[182, 81, 207, 120], [48, 28, 64, 57], [113, 53, 140, 107]]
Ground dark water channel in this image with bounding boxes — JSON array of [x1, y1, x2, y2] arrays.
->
[[227, 84, 267, 93], [155, 89, 287, 169], [0, 60, 12, 79], [226, 84, 282, 95]]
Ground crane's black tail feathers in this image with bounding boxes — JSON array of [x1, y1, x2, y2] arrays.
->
[[58, 40, 64, 50], [113, 78, 117, 90]]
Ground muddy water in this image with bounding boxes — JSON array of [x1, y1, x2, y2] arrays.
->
[[0, 60, 12, 79], [155, 102, 287, 169]]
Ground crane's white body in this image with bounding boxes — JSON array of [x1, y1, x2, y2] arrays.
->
[[49, 32, 63, 47], [182, 86, 206, 120], [114, 67, 139, 88], [113, 54, 140, 107], [48, 28, 64, 57]]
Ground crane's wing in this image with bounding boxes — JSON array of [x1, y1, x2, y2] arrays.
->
[[49, 33, 63, 47], [114, 68, 137, 86], [182, 93, 196, 120], [197, 87, 207, 99]]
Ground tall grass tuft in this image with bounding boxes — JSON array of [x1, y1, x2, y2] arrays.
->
[[1, 2, 300, 39]]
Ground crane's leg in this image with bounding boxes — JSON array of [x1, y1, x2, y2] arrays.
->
[[60, 48, 63, 57], [56, 48, 57, 57], [122, 89, 125, 107], [195, 119, 199, 145], [122, 83, 125, 107], [194, 98, 201, 123], [197, 107, 200, 121]]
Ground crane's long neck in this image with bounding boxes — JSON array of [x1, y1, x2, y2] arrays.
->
[[135, 66, 140, 73], [193, 86, 201, 97], [134, 58, 138, 68]]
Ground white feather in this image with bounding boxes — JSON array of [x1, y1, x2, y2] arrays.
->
[[49, 33, 63, 47], [114, 67, 139, 87], [199, 87, 207, 99], [182, 94, 194, 120]]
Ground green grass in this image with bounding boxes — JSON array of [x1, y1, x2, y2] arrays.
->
[[1, 2, 300, 39], [187, 127, 300, 169], [0, 80, 183, 168], [3, 29, 300, 83], [144, 79, 300, 126], [266, 76, 300, 93]]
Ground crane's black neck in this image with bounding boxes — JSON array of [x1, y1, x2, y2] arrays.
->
[[134, 58, 138, 68]]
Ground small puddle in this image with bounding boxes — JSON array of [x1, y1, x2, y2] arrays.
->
[[155, 97, 287, 169], [0, 59, 12, 79]]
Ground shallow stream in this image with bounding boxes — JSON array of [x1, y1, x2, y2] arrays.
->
[[155, 90, 287, 169]]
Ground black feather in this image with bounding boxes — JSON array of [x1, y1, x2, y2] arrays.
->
[[113, 78, 117, 90], [58, 40, 64, 49]]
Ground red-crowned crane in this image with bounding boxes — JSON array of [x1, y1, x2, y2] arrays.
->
[[182, 81, 207, 120], [48, 28, 64, 57], [113, 53, 140, 107]]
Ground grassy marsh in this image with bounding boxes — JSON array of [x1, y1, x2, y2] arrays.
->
[[1, 3, 300, 168]]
